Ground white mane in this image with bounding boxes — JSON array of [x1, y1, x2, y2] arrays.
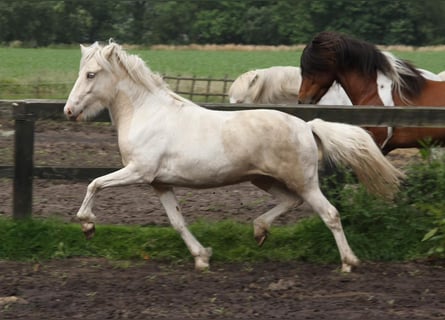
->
[[81, 41, 190, 104], [381, 51, 429, 104]]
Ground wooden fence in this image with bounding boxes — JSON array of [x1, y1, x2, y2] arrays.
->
[[163, 75, 233, 102], [1, 99, 445, 219], [0, 75, 234, 102]]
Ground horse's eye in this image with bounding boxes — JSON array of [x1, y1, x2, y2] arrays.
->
[[86, 72, 96, 79]]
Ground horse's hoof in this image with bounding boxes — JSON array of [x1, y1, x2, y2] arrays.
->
[[341, 257, 360, 273], [255, 231, 268, 247], [194, 247, 212, 271], [81, 222, 96, 240], [195, 258, 210, 271], [253, 220, 269, 247]]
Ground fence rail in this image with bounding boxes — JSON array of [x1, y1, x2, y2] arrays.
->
[[163, 75, 233, 102], [0, 74, 235, 102], [1, 99, 445, 219]]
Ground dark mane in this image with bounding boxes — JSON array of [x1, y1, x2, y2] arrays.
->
[[301, 31, 426, 102]]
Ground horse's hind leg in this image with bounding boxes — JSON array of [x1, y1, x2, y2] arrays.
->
[[251, 179, 302, 246], [301, 187, 359, 272], [153, 185, 212, 271]]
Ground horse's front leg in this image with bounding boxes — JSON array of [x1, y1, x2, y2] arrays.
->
[[77, 165, 143, 239], [153, 185, 212, 270]]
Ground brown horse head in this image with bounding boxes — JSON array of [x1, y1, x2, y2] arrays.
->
[[298, 31, 425, 105]]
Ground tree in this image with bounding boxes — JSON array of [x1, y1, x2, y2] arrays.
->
[[1, 0, 445, 46]]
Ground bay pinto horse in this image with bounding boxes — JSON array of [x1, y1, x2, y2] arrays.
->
[[298, 31, 445, 154]]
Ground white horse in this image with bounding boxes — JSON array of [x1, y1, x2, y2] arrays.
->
[[228, 66, 351, 105], [64, 42, 404, 272]]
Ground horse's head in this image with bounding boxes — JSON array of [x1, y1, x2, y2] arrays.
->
[[64, 42, 120, 121], [298, 32, 339, 104]]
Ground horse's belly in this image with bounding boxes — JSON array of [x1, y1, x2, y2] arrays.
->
[[152, 156, 259, 188], [153, 168, 251, 188]]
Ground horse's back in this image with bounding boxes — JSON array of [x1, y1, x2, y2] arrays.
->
[[394, 80, 445, 106], [222, 109, 317, 160], [229, 66, 301, 104]]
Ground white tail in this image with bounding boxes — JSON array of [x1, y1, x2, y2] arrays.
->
[[308, 118, 405, 199]]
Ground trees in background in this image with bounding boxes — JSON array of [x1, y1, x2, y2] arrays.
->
[[1, 0, 445, 46]]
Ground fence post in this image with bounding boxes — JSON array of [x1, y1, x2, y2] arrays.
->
[[190, 75, 196, 101], [13, 102, 35, 219], [222, 75, 229, 102]]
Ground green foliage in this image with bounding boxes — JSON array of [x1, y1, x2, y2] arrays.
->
[[421, 206, 445, 256], [2, 0, 445, 46], [405, 147, 445, 258], [317, 150, 445, 262]]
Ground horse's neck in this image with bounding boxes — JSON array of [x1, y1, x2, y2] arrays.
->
[[109, 83, 168, 129], [109, 81, 196, 131], [337, 71, 383, 105]]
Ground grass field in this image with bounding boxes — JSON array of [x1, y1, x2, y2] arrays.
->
[[1, 46, 445, 99], [0, 47, 300, 82]]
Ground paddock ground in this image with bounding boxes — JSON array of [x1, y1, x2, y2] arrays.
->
[[1, 258, 444, 319]]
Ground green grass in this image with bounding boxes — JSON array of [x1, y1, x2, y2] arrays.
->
[[0, 208, 431, 265], [0, 48, 300, 82], [2, 46, 445, 100], [2, 47, 445, 81], [0, 47, 301, 99], [2, 47, 445, 99], [0, 48, 81, 83], [395, 51, 445, 74]]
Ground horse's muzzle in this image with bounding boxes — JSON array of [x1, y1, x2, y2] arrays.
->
[[64, 105, 83, 121], [298, 98, 313, 104]]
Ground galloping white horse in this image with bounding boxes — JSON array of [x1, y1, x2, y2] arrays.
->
[[64, 42, 404, 272]]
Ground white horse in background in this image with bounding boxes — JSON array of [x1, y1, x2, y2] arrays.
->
[[64, 42, 404, 272], [228, 66, 351, 105], [229, 64, 441, 107]]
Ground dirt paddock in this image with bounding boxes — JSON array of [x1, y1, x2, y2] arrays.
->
[[1, 259, 444, 319], [1, 120, 444, 319]]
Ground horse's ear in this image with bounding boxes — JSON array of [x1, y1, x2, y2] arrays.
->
[[248, 73, 259, 88], [80, 42, 100, 56], [102, 43, 118, 60], [80, 44, 87, 56]]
